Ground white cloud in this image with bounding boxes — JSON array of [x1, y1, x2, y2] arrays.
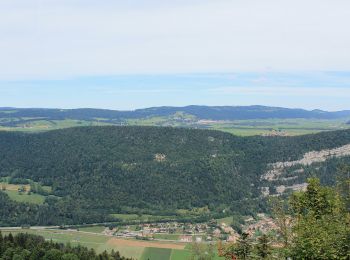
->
[[208, 86, 350, 98], [0, 0, 350, 79]]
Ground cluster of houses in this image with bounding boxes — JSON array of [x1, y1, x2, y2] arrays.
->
[[243, 214, 278, 236], [102, 220, 241, 243], [101, 214, 278, 244]]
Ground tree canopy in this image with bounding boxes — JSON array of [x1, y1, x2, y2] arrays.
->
[[1, 126, 350, 225]]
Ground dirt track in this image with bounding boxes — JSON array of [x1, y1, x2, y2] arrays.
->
[[107, 238, 185, 249]]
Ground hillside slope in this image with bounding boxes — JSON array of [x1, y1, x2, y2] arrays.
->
[[1, 126, 350, 225]]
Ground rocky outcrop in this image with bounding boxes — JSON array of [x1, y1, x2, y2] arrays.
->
[[262, 144, 350, 181]]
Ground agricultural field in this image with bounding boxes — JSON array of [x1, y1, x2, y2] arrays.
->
[[0, 228, 220, 260], [0, 119, 112, 132], [78, 226, 106, 233], [126, 116, 350, 136], [209, 118, 350, 136], [1, 111, 349, 136]]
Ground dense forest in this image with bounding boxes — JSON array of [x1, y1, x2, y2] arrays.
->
[[1, 126, 350, 226], [2, 175, 349, 259], [0, 232, 130, 259]]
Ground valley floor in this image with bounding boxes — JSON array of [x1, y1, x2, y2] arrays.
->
[[0, 227, 224, 260]]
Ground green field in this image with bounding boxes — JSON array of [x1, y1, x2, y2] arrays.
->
[[78, 226, 106, 233], [210, 118, 350, 136], [170, 249, 191, 260], [3, 190, 46, 204], [97, 243, 144, 259], [140, 248, 172, 260], [0, 180, 47, 205], [0, 180, 49, 205]]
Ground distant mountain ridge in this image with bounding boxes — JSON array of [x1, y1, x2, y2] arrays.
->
[[1, 105, 350, 121]]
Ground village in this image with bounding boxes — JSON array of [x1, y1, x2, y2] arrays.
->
[[99, 213, 279, 244]]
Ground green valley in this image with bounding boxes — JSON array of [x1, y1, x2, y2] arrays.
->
[[1, 106, 350, 136]]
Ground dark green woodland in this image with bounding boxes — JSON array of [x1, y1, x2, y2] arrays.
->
[[1, 126, 350, 226]]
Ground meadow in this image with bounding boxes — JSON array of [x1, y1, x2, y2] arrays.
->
[[2, 190, 46, 204], [0, 181, 46, 204]]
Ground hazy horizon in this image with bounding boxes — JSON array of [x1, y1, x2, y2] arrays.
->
[[1, 103, 349, 113], [1, 1, 349, 111], [1, 72, 350, 111]]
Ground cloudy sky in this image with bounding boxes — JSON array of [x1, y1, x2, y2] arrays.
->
[[0, 0, 349, 110]]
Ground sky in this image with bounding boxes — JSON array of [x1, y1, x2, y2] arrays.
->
[[0, 0, 350, 110]]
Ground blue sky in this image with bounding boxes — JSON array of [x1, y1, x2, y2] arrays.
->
[[0, 1, 350, 110], [1, 72, 350, 110]]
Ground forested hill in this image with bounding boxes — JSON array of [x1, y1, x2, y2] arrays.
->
[[1, 126, 350, 226], [1, 105, 350, 121]]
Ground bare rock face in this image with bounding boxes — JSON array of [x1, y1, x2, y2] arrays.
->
[[261, 143, 350, 196], [262, 143, 350, 181], [154, 153, 166, 162]]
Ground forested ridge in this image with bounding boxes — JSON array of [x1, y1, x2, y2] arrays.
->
[[1, 126, 350, 226], [1, 105, 350, 124]]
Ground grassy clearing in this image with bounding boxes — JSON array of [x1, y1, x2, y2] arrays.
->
[[2, 190, 46, 204], [140, 247, 172, 260], [216, 216, 233, 226], [0, 181, 47, 204], [0, 182, 30, 191]]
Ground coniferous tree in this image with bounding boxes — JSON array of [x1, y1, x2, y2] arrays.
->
[[256, 234, 271, 259]]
